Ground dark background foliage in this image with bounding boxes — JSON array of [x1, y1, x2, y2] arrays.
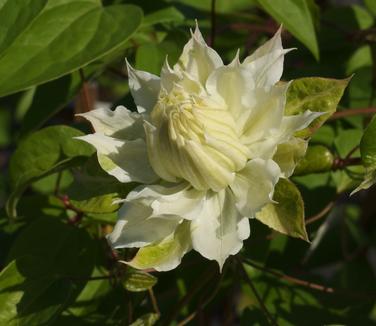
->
[[0, 0, 375, 325]]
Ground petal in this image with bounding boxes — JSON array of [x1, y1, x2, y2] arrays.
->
[[127, 221, 192, 272], [240, 83, 289, 144], [243, 26, 293, 87], [127, 182, 206, 220], [175, 24, 223, 85], [206, 61, 255, 120], [76, 133, 158, 184], [230, 159, 281, 217], [279, 110, 325, 140], [107, 201, 181, 249], [190, 189, 249, 270], [78, 106, 145, 140], [126, 60, 160, 113], [273, 138, 308, 177]]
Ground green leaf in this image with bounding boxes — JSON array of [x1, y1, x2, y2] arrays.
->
[[294, 145, 334, 175], [0, 218, 95, 325], [20, 74, 82, 136], [257, 0, 319, 59], [67, 156, 133, 214], [142, 6, 184, 26], [130, 313, 159, 326], [0, 1, 142, 97], [365, 0, 376, 16], [122, 269, 157, 292], [352, 116, 376, 193], [360, 115, 376, 169], [256, 178, 308, 241], [6, 125, 94, 218], [0, 257, 72, 326], [285, 77, 350, 137]]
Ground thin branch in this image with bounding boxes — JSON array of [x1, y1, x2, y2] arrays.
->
[[162, 266, 217, 326], [332, 157, 362, 170], [210, 0, 216, 47], [242, 258, 376, 300], [148, 288, 160, 316], [176, 266, 225, 326], [67, 275, 112, 282], [78, 69, 92, 113], [305, 200, 336, 225], [236, 257, 277, 326], [330, 107, 376, 120], [54, 171, 62, 196]]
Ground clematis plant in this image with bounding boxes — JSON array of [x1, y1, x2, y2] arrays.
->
[[77, 25, 323, 271]]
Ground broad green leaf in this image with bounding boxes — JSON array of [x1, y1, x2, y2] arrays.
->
[[285, 77, 350, 138], [130, 313, 159, 326], [173, 0, 255, 13], [360, 115, 376, 168], [294, 145, 334, 175], [67, 157, 133, 214], [352, 116, 376, 193], [365, 0, 376, 16], [142, 6, 184, 26], [7, 217, 95, 276], [0, 257, 72, 326], [257, 0, 319, 59], [0, 1, 142, 97], [256, 178, 308, 241], [20, 74, 82, 136], [122, 269, 157, 292], [1, 218, 95, 325], [6, 126, 94, 218]]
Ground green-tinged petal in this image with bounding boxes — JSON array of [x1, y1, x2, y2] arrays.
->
[[78, 106, 144, 140], [126, 183, 206, 220], [76, 133, 158, 184], [127, 221, 192, 272], [190, 189, 250, 270], [126, 60, 160, 113], [273, 138, 308, 177], [230, 159, 281, 217], [245, 110, 323, 159], [243, 26, 293, 87], [256, 178, 308, 241], [240, 83, 289, 144], [351, 169, 376, 195], [107, 201, 181, 249], [175, 24, 223, 85], [279, 110, 324, 139]]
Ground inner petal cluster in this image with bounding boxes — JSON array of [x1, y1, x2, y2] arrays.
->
[[147, 84, 249, 191]]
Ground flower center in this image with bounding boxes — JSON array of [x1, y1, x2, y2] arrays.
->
[[147, 86, 249, 191]]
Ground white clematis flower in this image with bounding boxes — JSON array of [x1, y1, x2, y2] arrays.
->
[[77, 25, 322, 271]]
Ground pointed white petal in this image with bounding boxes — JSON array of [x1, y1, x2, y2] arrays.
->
[[78, 106, 144, 140], [127, 182, 206, 220], [279, 110, 325, 140], [175, 25, 223, 85], [206, 63, 255, 120], [231, 159, 281, 217], [240, 83, 289, 144], [126, 61, 160, 113], [243, 26, 293, 87], [76, 133, 158, 184], [108, 201, 181, 248], [190, 189, 249, 270]]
